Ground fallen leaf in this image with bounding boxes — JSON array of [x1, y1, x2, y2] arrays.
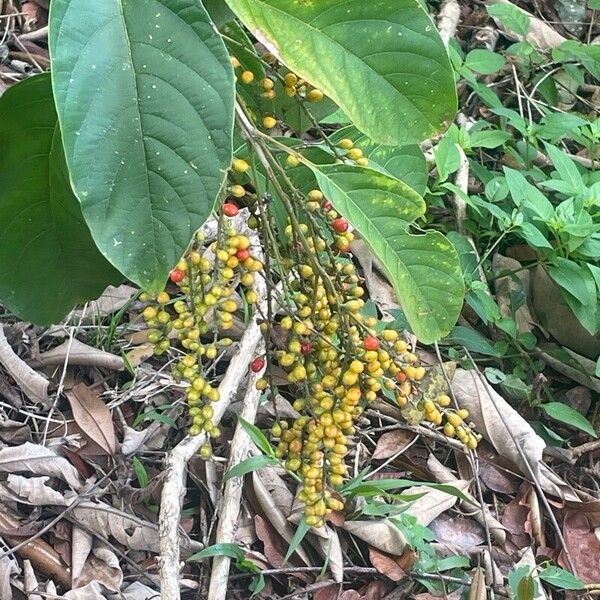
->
[[429, 515, 486, 555], [404, 480, 471, 526], [560, 510, 600, 584], [66, 384, 116, 455], [0, 442, 82, 490], [63, 581, 108, 599], [0, 417, 31, 444], [73, 543, 123, 592], [2, 474, 74, 507], [29, 339, 124, 371], [69, 501, 201, 556], [358, 579, 392, 600], [488, 0, 566, 50], [343, 519, 407, 556], [0, 553, 19, 600], [23, 559, 43, 600], [72, 526, 93, 584], [120, 582, 160, 599], [86, 284, 137, 316], [369, 547, 406, 581], [372, 430, 417, 460], [468, 567, 487, 600], [452, 368, 569, 497]]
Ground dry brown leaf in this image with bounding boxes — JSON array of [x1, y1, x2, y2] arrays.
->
[[468, 567, 486, 600], [0, 416, 31, 444], [29, 338, 124, 371], [120, 582, 160, 599], [0, 442, 82, 490], [0, 325, 49, 405], [86, 284, 137, 316], [307, 524, 344, 583], [343, 519, 407, 555], [0, 553, 19, 600], [68, 501, 201, 556], [560, 510, 600, 584], [368, 547, 406, 581], [63, 581, 109, 599], [66, 384, 116, 456], [125, 343, 155, 367], [358, 579, 392, 600], [252, 470, 311, 566], [429, 515, 486, 555], [71, 526, 93, 584], [23, 559, 43, 600], [451, 369, 559, 493], [488, 0, 566, 50], [403, 479, 470, 526], [73, 544, 123, 592], [372, 430, 417, 460], [2, 474, 73, 506]]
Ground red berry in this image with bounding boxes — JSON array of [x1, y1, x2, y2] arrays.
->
[[322, 200, 333, 210], [250, 357, 265, 373], [332, 218, 348, 233], [363, 335, 380, 351], [170, 269, 185, 283], [223, 202, 239, 217], [300, 341, 312, 355], [236, 248, 251, 261], [396, 371, 407, 383]]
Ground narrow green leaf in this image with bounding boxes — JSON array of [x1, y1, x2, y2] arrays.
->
[[224, 0, 457, 146], [309, 163, 464, 343], [283, 518, 310, 564], [329, 126, 428, 195], [238, 417, 274, 456], [223, 455, 277, 481], [541, 402, 597, 438], [189, 543, 245, 562], [538, 565, 584, 590], [49, 0, 235, 292], [132, 456, 149, 488], [444, 326, 501, 357], [0, 74, 120, 324]]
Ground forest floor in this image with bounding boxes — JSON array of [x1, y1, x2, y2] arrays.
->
[[0, 0, 599, 599]]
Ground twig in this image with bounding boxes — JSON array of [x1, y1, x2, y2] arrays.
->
[[0, 324, 49, 404], [158, 215, 266, 600]]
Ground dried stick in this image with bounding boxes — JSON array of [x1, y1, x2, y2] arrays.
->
[[158, 218, 266, 600], [206, 341, 266, 600], [0, 324, 48, 404]]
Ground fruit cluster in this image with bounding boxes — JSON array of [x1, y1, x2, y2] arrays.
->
[[251, 189, 480, 527], [140, 189, 262, 458]]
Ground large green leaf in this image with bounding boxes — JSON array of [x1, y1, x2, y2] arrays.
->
[[329, 126, 428, 195], [224, 0, 457, 146], [310, 164, 464, 343], [49, 0, 235, 291], [0, 74, 121, 324]]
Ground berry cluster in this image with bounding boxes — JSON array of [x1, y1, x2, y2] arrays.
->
[[141, 188, 263, 458], [250, 190, 479, 527]]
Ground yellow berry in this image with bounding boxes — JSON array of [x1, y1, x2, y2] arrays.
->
[[307, 88, 324, 102], [283, 72, 298, 86], [347, 148, 363, 160], [285, 154, 300, 168], [240, 70, 254, 84], [157, 291, 170, 305], [232, 158, 250, 173], [356, 157, 369, 167], [263, 116, 277, 129], [338, 138, 353, 150], [230, 184, 245, 198], [261, 78, 274, 90], [437, 394, 452, 407]]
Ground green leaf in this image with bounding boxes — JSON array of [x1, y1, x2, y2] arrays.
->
[[49, 0, 235, 292], [487, 3, 531, 36], [189, 543, 245, 562], [0, 74, 120, 324], [541, 402, 597, 438], [469, 129, 511, 149], [223, 454, 277, 481], [309, 163, 464, 343], [435, 136, 462, 182], [508, 566, 536, 600], [444, 325, 501, 356], [224, 0, 457, 146], [538, 565, 584, 590], [549, 258, 592, 304], [238, 417, 274, 456], [329, 126, 428, 195], [543, 143, 586, 195], [464, 49, 506, 74], [283, 518, 310, 563], [132, 456, 149, 488]]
